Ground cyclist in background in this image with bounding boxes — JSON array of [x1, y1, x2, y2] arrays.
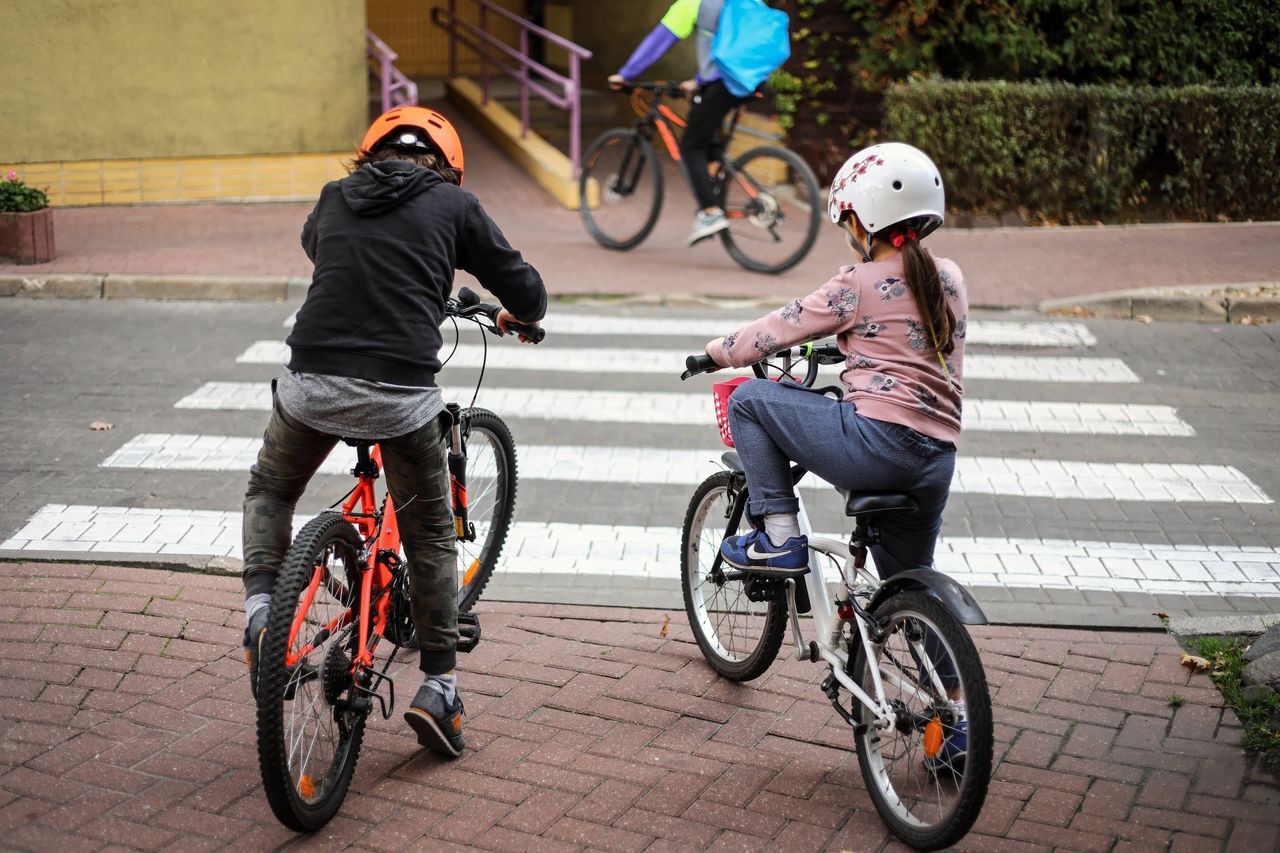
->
[[704, 143, 966, 584], [608, 0, 747, 246], [241, 106, 546, 759]]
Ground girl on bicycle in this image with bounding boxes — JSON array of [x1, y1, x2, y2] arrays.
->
[[241, 106, 546, 758], [705, 143, 964, 581]]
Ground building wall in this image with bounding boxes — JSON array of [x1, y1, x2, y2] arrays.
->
[[569, 0, 694, 85], [0, 0, 367, 164]]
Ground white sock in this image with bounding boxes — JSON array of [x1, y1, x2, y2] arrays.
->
[[244, 593, 271, 628], [426, 672, 457, 704], [762, 514, 801, 547]]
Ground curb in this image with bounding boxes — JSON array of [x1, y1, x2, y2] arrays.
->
[[1040, 282, 1280, 324], [0, 273, 311, 302]]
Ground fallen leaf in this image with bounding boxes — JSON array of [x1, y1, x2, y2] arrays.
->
[[90, 421, 113, 431], [659, 614, 670, 638], [1180, 653, 1211, 672], [1135, 314, 1154, 324]]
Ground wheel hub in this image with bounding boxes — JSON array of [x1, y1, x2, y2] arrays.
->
[[748, 193, 780, 228]]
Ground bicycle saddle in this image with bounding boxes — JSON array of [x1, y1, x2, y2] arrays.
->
[[843, 491, 918, 518], [341, 438, 374, 448]]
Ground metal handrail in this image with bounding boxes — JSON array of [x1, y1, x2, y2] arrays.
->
[[367, 30, 419, 113], [432, 0, 593, 175]]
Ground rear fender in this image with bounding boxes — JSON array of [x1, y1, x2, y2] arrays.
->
[[868, 569, 988, 625]]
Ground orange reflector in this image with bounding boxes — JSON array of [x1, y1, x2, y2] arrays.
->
[[923, 717, 944, 758], [299, 773, 316, 797], [462, 559, 480, 586]]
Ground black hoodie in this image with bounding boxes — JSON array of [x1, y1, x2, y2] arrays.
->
[[287, 160, 546, 387]]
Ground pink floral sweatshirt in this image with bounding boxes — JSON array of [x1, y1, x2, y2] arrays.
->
[[709, 254, 967, 443]]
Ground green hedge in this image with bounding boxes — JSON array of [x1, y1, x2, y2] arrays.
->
[[883, 81, 1280, 222]]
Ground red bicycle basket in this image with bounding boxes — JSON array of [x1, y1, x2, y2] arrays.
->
[[712, 377, 752, 447]]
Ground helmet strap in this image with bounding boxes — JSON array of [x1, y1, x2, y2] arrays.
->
[[845, 223, 874, 263]]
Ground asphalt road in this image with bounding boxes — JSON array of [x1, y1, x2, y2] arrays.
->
[[1, 298, 1278, 627]]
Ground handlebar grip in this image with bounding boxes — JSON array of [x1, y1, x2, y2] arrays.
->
[[686, 354, 717, 374], [456, 286, 481, 308], [510, 323, 545, 344]]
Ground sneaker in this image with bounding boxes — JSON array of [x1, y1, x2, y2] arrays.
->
[[687, 209, 729, 246], [243, 606, 269, 700], [924, 712, 967, 775], [404, 679, 466, 758], [720, 528, 809, 574]]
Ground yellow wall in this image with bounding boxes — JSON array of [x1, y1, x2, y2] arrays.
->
[[368, 0, 526, 77], [568, 0, 694, 85], [0, 0, 367, 164]]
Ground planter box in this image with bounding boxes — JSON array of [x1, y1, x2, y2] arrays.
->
[[0, 208, 55, 264]]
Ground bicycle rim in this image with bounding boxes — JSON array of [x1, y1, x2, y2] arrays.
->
[[851, 591, 992, 850], [258, 514, 367, 832], [681, 471, 785, 681], [455, 409, 516, 611], [579, 129, 663, 250], [719, 146, 822, 274]]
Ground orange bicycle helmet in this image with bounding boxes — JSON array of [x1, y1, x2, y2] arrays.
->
[[360, 106, 465, 184]]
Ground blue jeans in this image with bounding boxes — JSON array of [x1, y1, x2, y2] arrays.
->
[[726, 379, 956, 579]]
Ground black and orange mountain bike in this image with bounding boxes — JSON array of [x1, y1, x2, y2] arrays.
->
[[579, 81, 822, 274], [254, 288, 542, 832]]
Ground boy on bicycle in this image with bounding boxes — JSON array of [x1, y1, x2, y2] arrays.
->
[[241, 106, 546, 758], [609, 0, 750, 246]]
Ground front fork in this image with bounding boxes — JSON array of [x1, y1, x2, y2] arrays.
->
[[446, 403, 474, 542]]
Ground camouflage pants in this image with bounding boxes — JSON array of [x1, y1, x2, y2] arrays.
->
[[242, 396, 458, 674]]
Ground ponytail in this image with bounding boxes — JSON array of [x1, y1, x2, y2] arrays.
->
[[899, 234, 955, 355]]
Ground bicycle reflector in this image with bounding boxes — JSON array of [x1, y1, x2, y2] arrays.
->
[[923, 717, 944, 758]]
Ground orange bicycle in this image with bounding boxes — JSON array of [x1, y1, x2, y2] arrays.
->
[[254, 288, 541, 831], [579, 81, 822, 274]]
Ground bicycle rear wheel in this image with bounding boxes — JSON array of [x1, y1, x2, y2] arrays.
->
[[681, 471, 786, 681], [580, 129, 664, 250], [718, 145, 822, 274], [454, 408, 517, 611], [849, 590, 992, 850], [257, 513, 367, 832]]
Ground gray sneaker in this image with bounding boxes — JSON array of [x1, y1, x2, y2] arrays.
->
[[687, 209, 729, 245], [243, 606, 269, 700], [404, 680, 466, 758]]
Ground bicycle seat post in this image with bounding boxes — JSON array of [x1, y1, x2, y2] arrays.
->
[[351, 443, 379, 479]]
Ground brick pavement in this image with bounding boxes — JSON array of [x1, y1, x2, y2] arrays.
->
[[2, 560, 1277, 852], [3, 112, 1278, 309]]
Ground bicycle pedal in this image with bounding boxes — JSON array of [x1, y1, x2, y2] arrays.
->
[[456, 612, 481, 654]]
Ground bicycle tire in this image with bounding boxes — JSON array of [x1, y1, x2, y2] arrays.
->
[[718, 145, 822, 275], [579, 129, 664, 250], [257, 513, 367, 832], [681, 471, 786, 681], [849, 590, 992, 850], [455, 408, 517, 612]]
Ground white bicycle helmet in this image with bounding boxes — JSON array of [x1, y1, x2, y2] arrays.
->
[[827, 142, 945, 242]]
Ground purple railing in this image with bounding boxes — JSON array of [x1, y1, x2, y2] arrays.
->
[[367, 30, 419, 112], [431, 0, 593, 175]]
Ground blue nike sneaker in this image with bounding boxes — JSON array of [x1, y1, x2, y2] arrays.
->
[[720, 529, 809, 574]]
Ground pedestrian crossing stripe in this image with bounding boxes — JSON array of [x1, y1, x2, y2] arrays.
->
[[100, 434, 1270, 504], [283, 311, 1098, 347], [5, 505, 1278, 599], [174, 382, 1193, 437], [236, 342, 1141, 383]]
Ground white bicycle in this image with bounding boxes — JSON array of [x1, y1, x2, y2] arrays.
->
[[681, 346, 992, 851]]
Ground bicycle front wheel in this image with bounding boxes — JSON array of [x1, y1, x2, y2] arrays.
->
[[850, 590, 992, 850], [257, 513, 367, 833], [454, 408, 517, 611], [579, 129, 664, 250], [718, 145, 822, 274], [681, 471, 786, 681]]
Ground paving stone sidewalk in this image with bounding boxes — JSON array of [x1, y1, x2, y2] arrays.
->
[[3, 110, 1278, 310], [2, 561, 1277, 852]]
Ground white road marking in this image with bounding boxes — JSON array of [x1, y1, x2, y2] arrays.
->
[[283, 311, 1096, 347], [236, 342, 1141, 383], [5, 505, 1278, 598], [102, 434, 1267, 503], [175, 382, 1192, 436]]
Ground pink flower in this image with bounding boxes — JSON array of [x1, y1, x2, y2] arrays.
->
[[5, 171, 16, 180]]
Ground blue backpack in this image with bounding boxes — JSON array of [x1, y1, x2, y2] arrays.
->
[[711, 0, 791, 98]]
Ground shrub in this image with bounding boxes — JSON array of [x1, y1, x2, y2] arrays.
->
[[883, 80, 1280, 223], [0, 171, 50, 213]]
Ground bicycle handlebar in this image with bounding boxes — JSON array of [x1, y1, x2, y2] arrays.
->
[[680, 343, 844, 383], [449, 286, 545, 344], [611, 80, 686, 98]]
